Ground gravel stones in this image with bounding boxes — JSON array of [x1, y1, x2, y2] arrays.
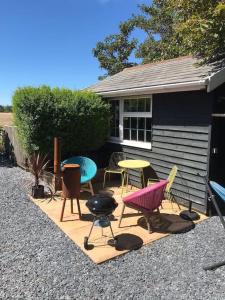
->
[[1, 161, 225, 299]]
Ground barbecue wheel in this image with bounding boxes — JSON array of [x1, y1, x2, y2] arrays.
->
[[84, 236, 89, 250]]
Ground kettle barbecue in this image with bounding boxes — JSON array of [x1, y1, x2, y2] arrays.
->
[[84, 194, 118, 250]]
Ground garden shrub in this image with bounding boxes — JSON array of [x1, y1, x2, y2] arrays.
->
[[13, 86, 110, 157]]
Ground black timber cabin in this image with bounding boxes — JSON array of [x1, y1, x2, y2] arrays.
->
[[89, 56, 225, 214]]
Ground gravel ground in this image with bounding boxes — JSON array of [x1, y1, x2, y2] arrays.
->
[[1, 161, 225, 299]]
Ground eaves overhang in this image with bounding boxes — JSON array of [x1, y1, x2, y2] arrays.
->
[[95, 80, 207, 98]]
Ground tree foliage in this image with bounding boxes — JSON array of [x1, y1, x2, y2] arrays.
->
[[94, 0, 225, 76], [93, 22, 138, 78], [131, 1, 190, 63], [172, 0, 225, 63], [0, 105, 12, 112]]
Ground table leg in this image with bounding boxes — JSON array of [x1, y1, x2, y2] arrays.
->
[[121, 172, 125, 196], [126, 170, 129, 192], [140, 168, 145, 188]]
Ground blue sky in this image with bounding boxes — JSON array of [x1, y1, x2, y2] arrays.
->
[[0, 0, 150, 105]]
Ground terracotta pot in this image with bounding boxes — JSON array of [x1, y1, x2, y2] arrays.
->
[[32, 185, 44, 198]]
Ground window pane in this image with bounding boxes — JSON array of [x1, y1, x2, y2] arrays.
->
[[138, 99, 145, 112], [123, 117, 130, 128], [124, 98, 151, 113], [146, 130, 152, 142], [109, 100, 120, 137], [131, 117, 137, 129], [146, 99, 151, 112], [122, 98, 152, 144], [124, 100, 130, 112], [116, 127, 119, 137], [146, 118, 152, 130], [110, 127, 115, 136], [130, 100, 137, 112], [138, 117, 145, 129], [138, 130, 144, 141], [131, 130, 137, 141], [115, 106, 119, 117], [124, 129, 130, 140]]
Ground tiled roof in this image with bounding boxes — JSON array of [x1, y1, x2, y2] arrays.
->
[[88, 56, 225, 96]]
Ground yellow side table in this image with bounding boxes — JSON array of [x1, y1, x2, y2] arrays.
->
[[118, 159, 150, 192]]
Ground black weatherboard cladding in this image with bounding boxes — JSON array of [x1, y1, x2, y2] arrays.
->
[[105, 90, 214, 213]]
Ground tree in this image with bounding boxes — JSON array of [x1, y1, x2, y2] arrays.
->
[[4, 105, 12, 112], [0, 105, 12, 112], [129, 1, 190, 63], [171, 0, 225, 63], [94, 0, 225, 77], [93, 22, 138, 78]]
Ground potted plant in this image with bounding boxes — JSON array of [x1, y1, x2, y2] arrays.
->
[[29, 152, 49, 198]]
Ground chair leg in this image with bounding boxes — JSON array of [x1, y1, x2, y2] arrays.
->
[[103, 171, 107, 188], [109, 218, 115, 239], [89, 181, 94, 195], [60, 198, 67, 222], [171, 193, 181, 210], [118, 203, 125, 228], [70, 198, 74, 213], [168, 192, 174, 210], [76, 198, 82, 219]]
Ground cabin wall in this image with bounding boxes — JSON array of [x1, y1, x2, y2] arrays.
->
[[103, 90, 214, 213], [209, 82, 225, 186]]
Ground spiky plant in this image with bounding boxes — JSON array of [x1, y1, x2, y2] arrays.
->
[[28, 153, 49, 187]]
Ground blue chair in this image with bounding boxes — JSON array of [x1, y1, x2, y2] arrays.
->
[[62, 156, 97, 195]]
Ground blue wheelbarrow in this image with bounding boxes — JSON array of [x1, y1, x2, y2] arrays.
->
[[204, 177, 225, 270]]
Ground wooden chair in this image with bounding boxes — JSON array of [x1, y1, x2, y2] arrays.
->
[[118, 180, 168, 233]]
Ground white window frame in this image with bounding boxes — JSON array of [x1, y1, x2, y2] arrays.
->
[[109, 95, 152, 149]]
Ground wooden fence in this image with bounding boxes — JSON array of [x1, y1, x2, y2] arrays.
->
[[3, 126, 28, 168]]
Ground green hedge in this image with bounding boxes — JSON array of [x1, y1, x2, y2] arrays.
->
[[13, 86, 110, 156]]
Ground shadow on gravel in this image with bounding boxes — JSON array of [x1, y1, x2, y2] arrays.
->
[[138, 213, 195, 234], [0, 156, 14, 168]]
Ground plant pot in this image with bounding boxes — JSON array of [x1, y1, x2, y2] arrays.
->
[[32, 185, 45, 198]]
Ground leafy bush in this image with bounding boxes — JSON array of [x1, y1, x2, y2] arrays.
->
[[13, 86, 110, 156]]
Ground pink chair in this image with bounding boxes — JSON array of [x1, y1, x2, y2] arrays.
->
[[118, 180, 168, 233]]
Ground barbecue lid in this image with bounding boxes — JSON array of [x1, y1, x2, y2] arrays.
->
[[86, 194, 118, 213]]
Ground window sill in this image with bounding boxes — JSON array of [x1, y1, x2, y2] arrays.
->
[[108, 138, 152, 150]]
